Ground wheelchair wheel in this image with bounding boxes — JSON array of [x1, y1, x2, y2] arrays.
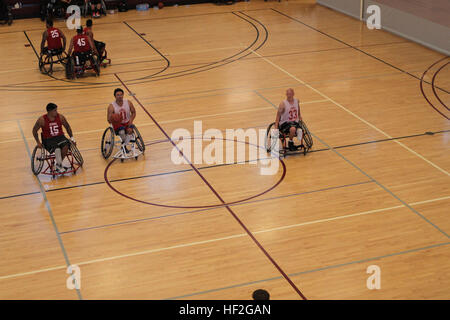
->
[[132, 126, 145, 153], [69, 142, 84, 167], [299, 121, 313, 150], [101, 127, 114, 159], [31, 145, 45, 175], [265, 122, 279, 153], [65, 56, 75, 79], [39, 54, 53, 75]]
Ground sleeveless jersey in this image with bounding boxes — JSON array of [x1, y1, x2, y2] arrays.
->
[[279, 98, 299, 125], [73, 34, 91, 52], [83, 27, 93, 39], [112, 99, 131, 124], [42, 114, 64, 139], [46, 27, 63, 50]]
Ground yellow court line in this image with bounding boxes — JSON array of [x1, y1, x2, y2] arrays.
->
[[1, 194, 448, 281], [249, 49, 450, 177], [0, 99, 328, 145]]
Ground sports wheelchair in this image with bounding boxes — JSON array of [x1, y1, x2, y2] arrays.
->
[[65, 51, 100, 79], [265, 120, 313, 157], [101, 124, 145, 162], [31, 140, 83, 178], [39, 48, 68, 75]]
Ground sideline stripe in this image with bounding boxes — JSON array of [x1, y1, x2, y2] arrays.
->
[[17, 120, 83, 299]]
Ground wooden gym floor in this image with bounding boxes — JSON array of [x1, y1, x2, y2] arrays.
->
[[0, 0, 449, 299]]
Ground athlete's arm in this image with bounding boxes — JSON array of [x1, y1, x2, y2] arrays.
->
[[59, 29, 67, 50], [60, 114, 74, 139], [275, 102, 284, 130], [40, 31, 47, 54], [297, 100, 302, 122], [67, 37, 74, 56], [129, 101, 136, 124], [32, 117, 44, 148], [87, 36, 98, 56], [107, 104, 114, 123]]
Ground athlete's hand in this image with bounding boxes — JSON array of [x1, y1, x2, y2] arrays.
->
[[37, 142, 43, 149]]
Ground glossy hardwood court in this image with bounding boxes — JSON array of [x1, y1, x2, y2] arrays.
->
[[0, 0, 449, 299]]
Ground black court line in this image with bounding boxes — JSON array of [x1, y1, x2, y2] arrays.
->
[[271, 8, 450, 95], [114, 73, 308, 299], [1, 129, 448, 201], [59, 180, 374, 235]]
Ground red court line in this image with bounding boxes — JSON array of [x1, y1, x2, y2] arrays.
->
[[113, 73, 308, 300], [431, 61, 450, 111]]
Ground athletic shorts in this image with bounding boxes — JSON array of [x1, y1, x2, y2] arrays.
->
[[279, 121, 300, 135], [43, 135, 69, 153], [94, 40, 105, 52], [114, 123, 135, 135]]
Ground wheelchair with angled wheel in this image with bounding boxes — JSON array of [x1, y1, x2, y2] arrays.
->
[[39, 47, 68, 75], [265, 120, 313, 157], [65, 51, 100, 79], [101, 124, 145, 162], [31, 138, 83, 178]]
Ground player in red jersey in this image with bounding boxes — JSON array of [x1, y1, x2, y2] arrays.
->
[[40, 19, 66, 55], [67, 27, 98, 65], [107, 88, 137, 150], [32, 103, 76, 173]]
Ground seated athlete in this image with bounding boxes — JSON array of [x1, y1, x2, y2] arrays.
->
[[274, 88, 305, 151], [107, 88, 136, 150], [84, 19, 107, 64], [32, 103, 76, 173], [87, 0, 102, 18], [67, 26, 98, 65], [40, 19, 66, 55]]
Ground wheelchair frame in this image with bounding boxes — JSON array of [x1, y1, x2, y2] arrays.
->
[[65, 52, 100, 79], [39, 48, 68, 75], [31, 141, 84, 178], [101, 125, 145, 162], [265, 120, 313, 157]]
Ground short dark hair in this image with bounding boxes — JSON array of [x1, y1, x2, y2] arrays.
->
[[46, 103, 57, 112], [46, 19, 53, 27], [76, 27, 83, 34], [86, 19, 93, 27], [114, 88, 124, 96]]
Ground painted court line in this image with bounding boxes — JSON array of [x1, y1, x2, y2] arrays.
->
[[249, 49, 450, 177], [165, 241, 450, 300], [1, 194, 448, 282], [16, 121, 83, 299]]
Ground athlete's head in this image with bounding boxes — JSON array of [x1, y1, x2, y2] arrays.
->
[[286, 88, 295, 100], [114, 88, 124, 103], [46, 103, 58, 117], [46, 19, 53, 28], [86, 19, 93, 28], [76, 27, 83, 34]]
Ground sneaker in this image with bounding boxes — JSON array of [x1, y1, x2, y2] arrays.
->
[[55, 164, 67, 174]]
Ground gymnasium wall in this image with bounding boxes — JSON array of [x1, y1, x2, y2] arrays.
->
[[317, 0, 450, 55]]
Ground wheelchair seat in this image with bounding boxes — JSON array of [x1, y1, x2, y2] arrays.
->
[[39, 47, 68, 75], [265, 120, 313, 157], [31, 140, 83, 178], [101, 124, 145, 161]]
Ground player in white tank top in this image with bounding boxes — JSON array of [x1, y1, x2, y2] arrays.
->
[[274, 88, 304, 151], [107, 88, 137, 146]]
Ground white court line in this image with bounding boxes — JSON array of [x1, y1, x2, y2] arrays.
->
[[249, 49, 450, 177], [1, 195, 448, 281], [1, 99, 328, 145]]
